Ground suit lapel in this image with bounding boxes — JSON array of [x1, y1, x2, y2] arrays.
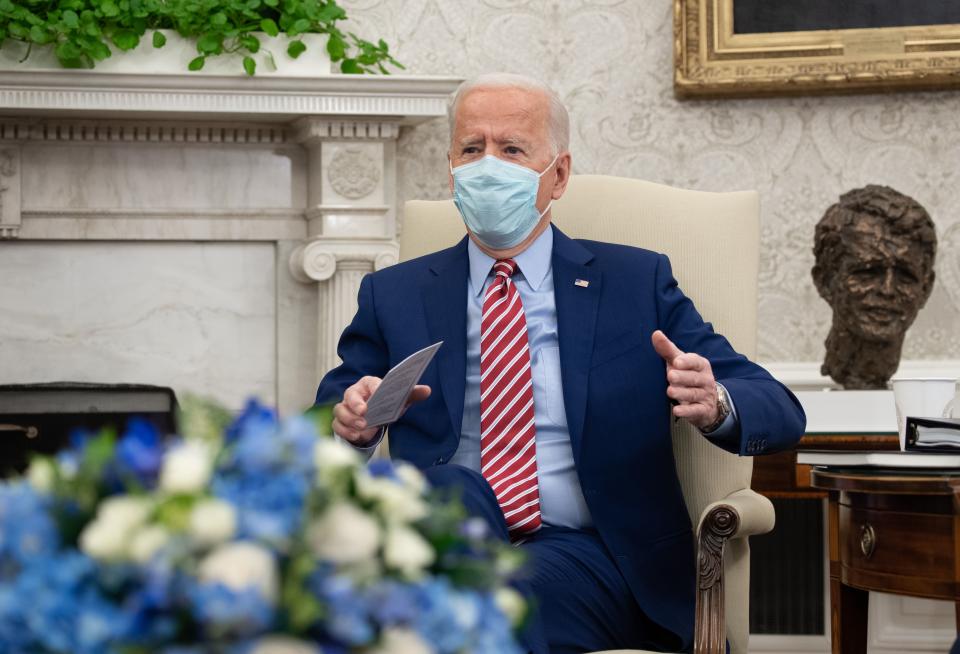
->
[[422, 237, 469, 441], [551, 226, 600, 459]]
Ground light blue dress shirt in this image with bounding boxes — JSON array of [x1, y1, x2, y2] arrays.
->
[[451, 227, 594, 529]]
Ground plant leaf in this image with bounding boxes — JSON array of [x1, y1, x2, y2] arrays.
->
[[196, 32, 222, 54], [259, 18, 279, 37], [62, 10, 80, 29], [188, 55, 205, 71], [242, 55, 256, 75], [340, 57, 361, 74], [240, 33, 260, 53], [152, 30, 165, 48], [326, 32, 344, 60], [287, 39, 306, 59], [100, 0, 120, 17], [111, 29, 139, 51]]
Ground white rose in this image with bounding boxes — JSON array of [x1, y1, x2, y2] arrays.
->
[[249, 635, 322, 654], [371, 627, 432, 654], [307, 501, 380, 565], [98, 495, 153, 531], [129, 524, 171, 564], [199, 541, 279, 605], [26, 458, 55, 494], [355, 471, 429, 524], [393, 462, 427, 495], [383, 525, 435, 578], [189, 498, 237, 548], [313, 437, 359, 474], [79, 519, 129, 561], [494, 587, 526, 625], [159, 441, 214, 494]]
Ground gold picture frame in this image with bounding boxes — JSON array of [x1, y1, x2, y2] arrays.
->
[[674, 0, 960, 98]]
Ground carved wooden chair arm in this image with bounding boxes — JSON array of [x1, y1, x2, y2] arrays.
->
[[693, 488, 775, 654]]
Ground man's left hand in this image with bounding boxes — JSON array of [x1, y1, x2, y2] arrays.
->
[[651, 330, 719, 430]]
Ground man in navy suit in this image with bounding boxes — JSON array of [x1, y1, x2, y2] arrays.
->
[[316, 73, 805, 653]]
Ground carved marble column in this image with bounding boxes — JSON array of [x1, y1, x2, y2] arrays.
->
[[289, 117, 402, 379], [0, 146, 20, 239]]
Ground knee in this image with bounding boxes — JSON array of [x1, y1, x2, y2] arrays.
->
[[422, 464, 508, 540]]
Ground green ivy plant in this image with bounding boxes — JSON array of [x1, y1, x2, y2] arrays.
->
[[0, 0, 404, 75]]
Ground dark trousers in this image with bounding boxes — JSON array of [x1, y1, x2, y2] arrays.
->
[[423, 464, 680, 654]]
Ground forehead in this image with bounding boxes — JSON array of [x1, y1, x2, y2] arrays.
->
[[452, 86, 550, 140], [843, 216, 927, 264]]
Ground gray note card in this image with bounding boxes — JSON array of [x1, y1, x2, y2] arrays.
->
[[363, 341, 443, 428]]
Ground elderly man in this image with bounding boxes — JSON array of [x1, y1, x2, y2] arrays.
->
[[316, 73, 805, 653]]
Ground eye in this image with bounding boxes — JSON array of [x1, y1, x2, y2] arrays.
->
[[895, 266, 919, 284], [504, 146, 524, 156], [461, 146, 480, 155]]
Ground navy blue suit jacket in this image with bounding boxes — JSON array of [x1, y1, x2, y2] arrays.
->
[[316, 225, 806, 648]]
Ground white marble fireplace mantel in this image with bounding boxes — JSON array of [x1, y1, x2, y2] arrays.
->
[[0, 71, 461, 413]]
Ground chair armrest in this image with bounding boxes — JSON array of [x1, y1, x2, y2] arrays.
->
[[697, 488, 775, 540], [692, 488, 774, 654]]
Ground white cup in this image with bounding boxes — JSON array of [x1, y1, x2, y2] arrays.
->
[[891, 377, 958, 450]]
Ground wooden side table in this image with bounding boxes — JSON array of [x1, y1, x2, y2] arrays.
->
[[810, 468, 960, 654]]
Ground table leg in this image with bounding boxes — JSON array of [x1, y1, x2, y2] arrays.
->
[[830, 579, 868, 654], [827, 492, 868, 654]]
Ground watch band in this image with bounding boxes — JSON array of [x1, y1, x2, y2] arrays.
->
[[701, 383, 731, 434]]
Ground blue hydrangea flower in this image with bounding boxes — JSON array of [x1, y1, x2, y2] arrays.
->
[[225, 399, 278, 446], [0, 552, 128, 654], [367, 458, 398, 480], [188, 582, 273, 639], [0, 482, 59, 570], [211, 471, 308, 547], [115, 417, 164, 487], [311, 574, 375, 647]]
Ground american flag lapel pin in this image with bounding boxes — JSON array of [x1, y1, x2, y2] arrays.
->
[[575, 279, 590, 288]]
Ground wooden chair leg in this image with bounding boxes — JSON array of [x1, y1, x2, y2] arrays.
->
[[695, 504, 739, 654]]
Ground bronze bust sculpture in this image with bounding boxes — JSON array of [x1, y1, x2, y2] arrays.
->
[[812, 185, 937, 389]]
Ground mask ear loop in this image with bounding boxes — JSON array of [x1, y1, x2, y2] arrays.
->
[[537, 152, 561, 177], [535, 152, 561, 218]]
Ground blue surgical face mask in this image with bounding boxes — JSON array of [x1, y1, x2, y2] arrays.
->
[[450, 153, 559, 250]]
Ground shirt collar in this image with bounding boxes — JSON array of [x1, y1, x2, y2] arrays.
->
[[467, 226, 553, 296]]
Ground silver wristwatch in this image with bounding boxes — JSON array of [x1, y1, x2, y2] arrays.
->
[[701, 383, 731, 434]]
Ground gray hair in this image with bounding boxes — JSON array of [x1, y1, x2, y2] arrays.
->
[[447, 73, 570, 156]]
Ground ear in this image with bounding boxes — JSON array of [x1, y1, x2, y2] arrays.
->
[[811, 264, 833, 303], [551, 151, 572, 200], [918, 269, 936, 308]]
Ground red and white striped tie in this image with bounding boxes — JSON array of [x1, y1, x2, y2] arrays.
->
[[480, 259, 541, 538]]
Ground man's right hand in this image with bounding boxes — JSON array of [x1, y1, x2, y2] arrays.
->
[[332, 376, 432, 446]]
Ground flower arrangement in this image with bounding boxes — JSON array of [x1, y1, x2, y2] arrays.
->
[[0, 0, 403, 75], [0, 398, 526, 653]]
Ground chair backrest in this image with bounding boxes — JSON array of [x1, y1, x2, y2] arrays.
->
[[401, 174, 760, 654]]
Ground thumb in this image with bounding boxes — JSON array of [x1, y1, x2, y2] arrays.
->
[[407, 384, 432, 405], [358, 376, 382, 400], [651, 330, 683, 364]]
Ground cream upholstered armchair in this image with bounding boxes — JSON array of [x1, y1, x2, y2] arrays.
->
[[400, 174, 776, 654]]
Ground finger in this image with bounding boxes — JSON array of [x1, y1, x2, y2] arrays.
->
[[333, 401, 358, 425], [332, 416, 359, 442], [651, 330, 684, 364], [345, 376, 382, 414], [407, 384, 432, 405], [672, 353, 707, 372], [666, 385, 707, 404], [666, 369, 709, 388]]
